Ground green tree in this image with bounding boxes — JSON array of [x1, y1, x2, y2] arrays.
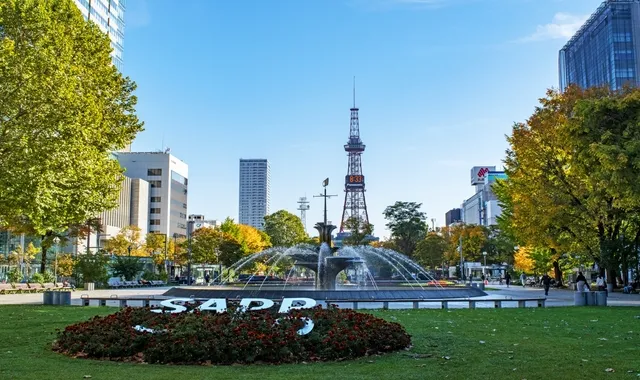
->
[[341, 217, 374, 246], [0, 0, 144, 273], [383, 202, 427, 256], [498, 85, 640, 286], [191, 226, 245, 268], [110, 256, 144, 281], [263, 210, 308, 247], [74, 251, 109, 284], [482, 225, 516, 266], [414, 232, 447, 269]]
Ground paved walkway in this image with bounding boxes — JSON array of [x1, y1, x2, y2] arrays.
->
[[1, 285, 639, 309]]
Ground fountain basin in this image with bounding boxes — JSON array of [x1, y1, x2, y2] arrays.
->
[[163, 287, 487, 301]]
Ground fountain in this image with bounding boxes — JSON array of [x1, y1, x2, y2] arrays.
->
[[163, 220, 487, 302], [290, 222, 363, 291]]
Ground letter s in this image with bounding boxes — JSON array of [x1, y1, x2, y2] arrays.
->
[[151, 298, 193, 314]]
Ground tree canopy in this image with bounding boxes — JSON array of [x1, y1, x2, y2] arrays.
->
[[263, 210, 307, 247], [497, 85, 640, 285], [0, 0, 143, 271], [341, 217, 374, 246], [382, 201, 427, 256]]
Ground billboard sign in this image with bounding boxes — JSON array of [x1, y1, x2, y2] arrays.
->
[[471, 166, 496, 185], [485, 171, 507, 184]]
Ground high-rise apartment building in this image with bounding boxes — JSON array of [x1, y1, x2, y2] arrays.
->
[[72, 0, 125, 71], [239, 159, 271, 229], [559, 0, 640, 91], [116, 152, 189, 238]]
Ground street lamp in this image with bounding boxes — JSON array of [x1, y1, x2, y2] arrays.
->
[[53, 237, 60, 282], [483, 251, 487, 267]]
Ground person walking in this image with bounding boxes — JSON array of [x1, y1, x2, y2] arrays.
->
[[520, 272, 526, 288], [505, 272, 511, 288], [541, 273, 551, 296]]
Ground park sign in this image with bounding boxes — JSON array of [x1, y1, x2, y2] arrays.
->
[[470, 166, 496, 185], [148, 297, 317, 335]]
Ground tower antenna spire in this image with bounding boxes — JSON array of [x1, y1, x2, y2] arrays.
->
[[353, 76, 356, 108]]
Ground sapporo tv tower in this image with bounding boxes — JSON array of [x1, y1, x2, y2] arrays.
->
[[339, 78, 370, 233]]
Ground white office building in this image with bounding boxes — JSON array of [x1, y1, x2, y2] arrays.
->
[[239, 159, 270, 229], [116, 152, 189, 238], [72, 0, 125, 71], [461, 166, 506, 227]]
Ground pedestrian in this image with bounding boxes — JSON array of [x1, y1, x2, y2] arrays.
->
[[505, 272, 511, 288], [541, 273, 551, 296], [596, 275, 606, 294], [576, 271, 588, 292], [520, 272, 526, 287], [205, 272, 211, 286]]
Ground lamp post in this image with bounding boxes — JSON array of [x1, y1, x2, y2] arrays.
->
[[459, 235, 464, 282], [53, 237, 60, 282], [483, 251, 487, 267]]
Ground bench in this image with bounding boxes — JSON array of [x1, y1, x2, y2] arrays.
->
[[80, 295, 162, 307]]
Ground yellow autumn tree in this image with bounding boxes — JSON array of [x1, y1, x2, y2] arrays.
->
[[238, 224, 271, 254], [513, 246, 534, 274]]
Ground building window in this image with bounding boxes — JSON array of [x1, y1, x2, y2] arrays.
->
[[150, 197, 161, 203], [150, 208, 161, 214], [150, 219, 161, 225], [148, 169, 162, 176], [149, 180, 162, 188]]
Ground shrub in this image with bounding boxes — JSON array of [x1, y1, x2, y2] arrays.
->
[[42, 271, 56, 283], [7, 268, 23, 283], [31, 272, 45, 284], [53, 305, 411, 365]]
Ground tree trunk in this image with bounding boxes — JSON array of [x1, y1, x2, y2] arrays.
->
[[552, 260, 563, 287], [39, 230, 52, 273], [607, 268, 618, 288], [40, 239, 47, 273]]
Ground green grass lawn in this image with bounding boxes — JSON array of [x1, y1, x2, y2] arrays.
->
[[1, 305, 639, 380]]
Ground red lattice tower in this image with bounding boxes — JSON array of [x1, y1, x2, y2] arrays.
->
[[339, 80, 370, 232]]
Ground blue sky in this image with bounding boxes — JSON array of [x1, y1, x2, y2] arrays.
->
[[122, 0, 602, 238]]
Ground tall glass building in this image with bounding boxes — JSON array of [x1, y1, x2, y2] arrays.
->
[[73, 0, 125, 71], [559, 0, 640, 91]]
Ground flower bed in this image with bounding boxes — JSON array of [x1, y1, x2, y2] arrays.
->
[[53, 305, 411, 365]]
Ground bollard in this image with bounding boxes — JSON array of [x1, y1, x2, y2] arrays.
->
[[595, 291, 607, 306], [58, 291, 71, 306], [573, 291, 586, 306]]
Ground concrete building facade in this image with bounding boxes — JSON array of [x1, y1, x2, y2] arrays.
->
[[116, 152, 189, 238]]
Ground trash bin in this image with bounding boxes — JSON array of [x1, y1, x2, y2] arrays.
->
[[573, 291, 586, 306], [596, 291, 607, 306], [585, 291, 596, 306], [58, 291, 71, 306], [43, 291, 54, 305]]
